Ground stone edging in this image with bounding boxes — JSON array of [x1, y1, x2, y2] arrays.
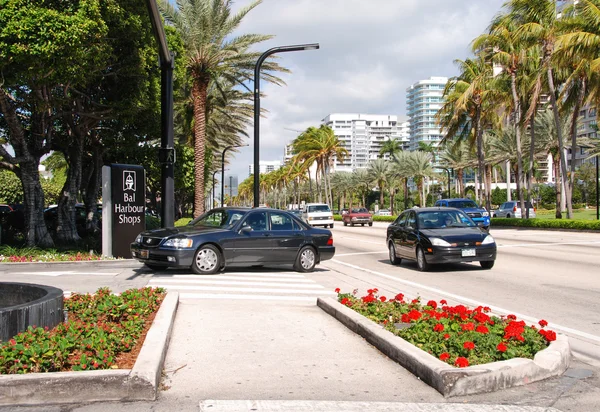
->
[[0, 291, 179, 406], [317, 297, 571, 397], [0, 259, 142, 270]]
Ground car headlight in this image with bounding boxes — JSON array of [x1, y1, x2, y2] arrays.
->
[[163, 238, 194, 248], [482, 211, 490, 217], [481, 235, 495, 245], [135, 234, 142, 244], [430, 238, 452, 247]]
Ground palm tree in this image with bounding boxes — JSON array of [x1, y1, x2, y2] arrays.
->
[[352, 169, 373, 207], [159, 0, 288, 217], [379, 138, 403, 159], [391, 151, 412, 211], [398, 151, 435, 207], [330, 172, 353, 211], [439, 141, 470, 197], [368, 159, 391, 207]]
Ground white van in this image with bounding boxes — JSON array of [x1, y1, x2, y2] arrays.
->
[[302, 203, 334, 228]]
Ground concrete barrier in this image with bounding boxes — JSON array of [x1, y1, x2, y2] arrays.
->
[[317, 297, 571, 397], [0, 291, 178, 406]]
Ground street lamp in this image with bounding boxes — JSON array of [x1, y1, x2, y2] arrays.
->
[[438, 167, 452, 198], [229, 175, 233, 205], [253, 43, 319, 207], [221, 144, 249, 207]]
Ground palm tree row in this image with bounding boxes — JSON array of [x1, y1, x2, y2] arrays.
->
[[438, 0, 600, 219]]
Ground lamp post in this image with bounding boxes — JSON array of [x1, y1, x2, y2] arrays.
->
[[438, 167, 452, 198], [253, 43, 319, 207], [221, 144, 249, 207], [212, 169, 225, 209], [229, 175, 233, 204]]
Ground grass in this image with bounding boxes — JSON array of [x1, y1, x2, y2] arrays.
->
[[535, 208, 599, 220]]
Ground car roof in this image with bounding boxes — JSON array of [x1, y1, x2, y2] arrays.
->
[[437, 198, 477, 202], [400, 207, 462, 214]]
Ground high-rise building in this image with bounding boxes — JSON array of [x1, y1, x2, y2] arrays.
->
[[321, 113, 403, 172], [406, 77, 448, 152], [248, 160, 282, 176], [223, 174, 239, 198]]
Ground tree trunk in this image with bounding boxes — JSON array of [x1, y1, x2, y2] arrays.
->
[[457, 169, 464, 197], [527, 116, 536, 217], [192, 75, 209, 218], [82, 145, 103, 234], [506, 160, 512, 201], [510, 72, 526, 219], [20, 163, 54, 248], [56, 132, 84, 245], [568, 79, 586, 219], [554, 154, 562, 219]]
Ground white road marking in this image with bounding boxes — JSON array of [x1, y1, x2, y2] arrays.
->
[[151, 274, 312, 282], [180, 294, 317, 302], [335, 251, 388, 257], [331, 259, 600, 344], [497, 240, 600, 248], [149, 279, 324, 288], [7, 271, 118, 277], [148, 285, 336, 295]]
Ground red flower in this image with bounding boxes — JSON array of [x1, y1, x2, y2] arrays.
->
[[341, 297, 352, 306], [335, 288, 340, 293], [439, 352, 450, 361], [497, 342, 507, 353], [539, 319, 548, 328], [443, 333, 450, 340], [507, 314, 517, 320], [380, 296, 387, 302], [539, 329, 557, 342], [426, 300, 437, 309], [473, 312, 490, 324], [463, 341, 475, 350], [411, 298, 420, 304], [401, 313, 410, 323], [395, 293, 404, 302], [475, 325, 489, 334], [461, 322, 475, 331], [440, 299, 447, 305], [408, 309, 422, 321], [455, 357, 469, 368], [433, 323, 444, 332]]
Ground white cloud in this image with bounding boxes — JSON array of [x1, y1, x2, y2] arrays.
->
[[220, 0, 506, 186]]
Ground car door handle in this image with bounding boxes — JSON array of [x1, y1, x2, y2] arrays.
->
[[263, 233, 271, 237]]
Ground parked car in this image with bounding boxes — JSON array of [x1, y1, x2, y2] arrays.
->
[[386, 207, 496, 271], [493, 201, 536, 218], [0, 204, 13, 214], [434, 198, 490, 230], [302, 203, 334, 228], [342, 207, 373, 227], [131, 207, 335, 274], [44, 203, 102, 235], [375, 209, 392, 216], [341, 208, 349, 215]]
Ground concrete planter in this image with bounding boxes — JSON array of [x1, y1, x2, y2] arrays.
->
[[0, 292, 178, 406], [318, 297, 571, 397]]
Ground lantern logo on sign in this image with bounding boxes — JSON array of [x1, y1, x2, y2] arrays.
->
[[124, 171, 136, 191]]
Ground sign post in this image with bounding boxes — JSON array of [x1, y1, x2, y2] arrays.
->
[[102, 164, 146, 258]]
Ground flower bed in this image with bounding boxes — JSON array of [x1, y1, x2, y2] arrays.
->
[[336, 288, 556, 368], [0, 246, 117, 263], [0, 287, 165, 374]]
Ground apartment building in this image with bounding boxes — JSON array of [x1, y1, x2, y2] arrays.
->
[[248, 160, 282, 176], [406, 77, 448, 152], [321, 113, 403, 172]]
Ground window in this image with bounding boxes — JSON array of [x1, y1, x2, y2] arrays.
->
[[307, 204, 331, 213], [242, 212, 268, 231], [394, 213, 407, 226], [269, 212, 295, 231], [406, 211, 417, 228]]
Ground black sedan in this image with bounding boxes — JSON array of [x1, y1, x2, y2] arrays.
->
[[130, 207, 335, 274], [386, 207, 496, 271]]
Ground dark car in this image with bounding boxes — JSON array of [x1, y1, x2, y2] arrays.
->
[[130, 207, 336, 274], [44, 203, 102, 235], [434, 198, 490, 230], [386, 207, 496, 272]]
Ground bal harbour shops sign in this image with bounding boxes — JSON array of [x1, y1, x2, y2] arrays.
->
[[102, 164, 145, 258]]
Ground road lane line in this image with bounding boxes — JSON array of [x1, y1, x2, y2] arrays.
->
[[330, 259, 600, 344], [150, 275, 315, 283], [335, 251, 388, 257], [497, 240, 600, 248], [148, 279, 325, 288]]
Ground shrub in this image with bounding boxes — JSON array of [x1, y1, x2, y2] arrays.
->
[[491, 218, 600, 231], [175, 217, 193, 226], [145, 215, 161, 230]]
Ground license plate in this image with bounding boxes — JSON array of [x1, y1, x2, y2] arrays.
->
[[139, 249, 149, 259], [462, 248, 476, 257]]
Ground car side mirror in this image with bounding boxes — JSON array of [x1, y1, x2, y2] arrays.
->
[[239, 226, 252, 234]]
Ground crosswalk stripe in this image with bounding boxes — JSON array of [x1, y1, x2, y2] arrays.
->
[[148, 279, 325, 288], [7, 271, 118, 277], [150, 274, 315, 283], [148, 285, 336, 294], [179, 293, 317, 301]]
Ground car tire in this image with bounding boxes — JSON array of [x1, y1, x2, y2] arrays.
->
[[144, 263, 166, 271], [388, 242, 401, 265], [343, 221, 347, 226], [330, 224, 334, 228], [191, 244, 222, 274], [480, 260, 495, 270], [506, 213, 511, 218], [416, 247, 430, 272], [361, 223, 365, 226], [294, 246, 316, 272], [368, 222, 373, 227], [350, 222, 354, 227]]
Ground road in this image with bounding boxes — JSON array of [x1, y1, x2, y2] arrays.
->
[[0, 224, 599, 411]]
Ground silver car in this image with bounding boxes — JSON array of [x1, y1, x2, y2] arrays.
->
[[493, 201, 536, 218]]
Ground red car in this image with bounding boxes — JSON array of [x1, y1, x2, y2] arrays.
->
[[342, 207, 373, 227]]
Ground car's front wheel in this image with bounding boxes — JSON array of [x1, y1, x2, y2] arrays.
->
[[294, 246, 317, 272], [416, 247, 430, 272], [368, 222, 373, 227], [388, 242, 401, 265], [191, 244, 222, 274], [480, 260, 495, 270], [330, 224, 334, 228]]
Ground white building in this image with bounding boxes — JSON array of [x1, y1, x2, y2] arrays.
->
[[406, 76, 448, 152], [248, 160, 282, 176], [321, 113, 403, 172]]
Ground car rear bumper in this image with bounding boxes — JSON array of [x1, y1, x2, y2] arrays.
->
[[425, 245, 496, 263], [130, 243, 194, 267], [307, 219, 334, 226], [318, 246, 336, 262]]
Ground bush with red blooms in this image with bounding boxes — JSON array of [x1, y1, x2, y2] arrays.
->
[[335, 288, 555, 368]]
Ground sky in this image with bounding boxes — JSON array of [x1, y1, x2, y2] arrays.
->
[[223, 0, 507, 185]]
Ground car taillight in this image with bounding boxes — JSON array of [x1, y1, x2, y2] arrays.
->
[[534, 207, 536, 212], [327, 236, 333, 246], [513, 206, 517, 212]]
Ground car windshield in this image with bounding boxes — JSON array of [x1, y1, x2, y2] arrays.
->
[[352, 208, 368, 213], [447, 200, 479, 209], [418, 210, 476, 229], [188, 210, 247, 229], [308, 205, 330, 213]]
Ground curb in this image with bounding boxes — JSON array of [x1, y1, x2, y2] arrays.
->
[[317, 297, 571, 397], [0, 259, 142, 270], [0, 291, 179, 406]]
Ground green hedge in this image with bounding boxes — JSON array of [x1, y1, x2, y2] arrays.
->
[[175, 217, 193, 226], [491, 218, 600, 231]]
